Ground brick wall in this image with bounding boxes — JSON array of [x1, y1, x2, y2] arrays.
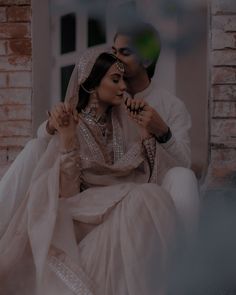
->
[[208, 0, 236, 187], [0, 0, 32, 178], [0, 0, 235, 185]]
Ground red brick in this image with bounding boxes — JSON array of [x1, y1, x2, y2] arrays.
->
[[7, 6, 31, 22], [0, 23, 30, 39], [0, 40, 7, 55], [0, 0, 30, 5], [212, 15, 236, 32], [0, 7, 6, 22], [212, 118, 236, 135], [0, 72, 7, 87], [0, 88, 31, 105], [7, 39, 31, 55], [8, 71, 31, 87], [0, 104, 31, 120], [206, 161, 236, 188], [212, 30, 236, 49], [211, 85, 236, 100], [0, 120, 31, 136], [211, 148, 236, 162], [211, 119, 236, 148], [212, 50, 236, 66], [0, 136, 30, 147], [212, 101, 236, 117], [212, 0, 236, 15], [0, 56, 31, 71], [212, 67, 236, 84], [211, 119, 236, 137]]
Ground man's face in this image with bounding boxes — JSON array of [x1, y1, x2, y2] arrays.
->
[[112, 34, 144, 79]]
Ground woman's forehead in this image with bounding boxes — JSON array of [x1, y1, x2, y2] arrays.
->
[[106, 63, 123, 76]]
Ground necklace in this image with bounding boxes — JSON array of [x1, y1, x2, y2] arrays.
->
[[81, 108, 109, 137]]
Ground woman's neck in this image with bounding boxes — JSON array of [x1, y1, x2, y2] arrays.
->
[[125, 71, 150, 97], [85, 100, 110, 122]]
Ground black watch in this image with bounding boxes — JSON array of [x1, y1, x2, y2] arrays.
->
[[155, 127, 172, 144]]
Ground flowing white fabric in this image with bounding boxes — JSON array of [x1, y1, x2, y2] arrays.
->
[[0, 49, 179, 295], [0, 111, 178, 295]]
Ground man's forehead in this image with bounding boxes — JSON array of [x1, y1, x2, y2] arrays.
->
[[113, 34, 131, 48]]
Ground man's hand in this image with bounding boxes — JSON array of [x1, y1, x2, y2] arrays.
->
[[125, 97, 169, 137]]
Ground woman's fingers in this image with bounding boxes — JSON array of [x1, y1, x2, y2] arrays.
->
[[50, 102, 75, 127], [50, 111, 60, 129]]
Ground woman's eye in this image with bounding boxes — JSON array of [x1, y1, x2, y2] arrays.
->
[[112, 79, 119, 83]]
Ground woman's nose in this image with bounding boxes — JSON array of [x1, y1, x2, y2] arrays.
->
[[120, 80, 127, 91]]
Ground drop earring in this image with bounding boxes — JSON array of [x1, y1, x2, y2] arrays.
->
[[89, 91, 99, 117]]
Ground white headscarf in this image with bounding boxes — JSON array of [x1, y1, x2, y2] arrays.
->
[[65, 46, 110, 109]]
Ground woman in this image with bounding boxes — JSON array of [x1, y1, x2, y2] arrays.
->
[[0, 48, 178, 295]]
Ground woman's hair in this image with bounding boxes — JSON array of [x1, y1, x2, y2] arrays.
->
[[77, 52, 119, 112], [114, 21, 161, 79]]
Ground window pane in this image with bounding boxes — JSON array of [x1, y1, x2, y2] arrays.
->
[[88, 14, 106, 47], [60, 13, 76, 54], [60, 64, 75, 101]]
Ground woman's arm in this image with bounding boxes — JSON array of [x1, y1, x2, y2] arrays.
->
[[50, 102, 81, 198], [60, 149, 81, 198]]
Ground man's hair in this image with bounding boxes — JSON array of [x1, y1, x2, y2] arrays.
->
[[114, 21, 161, 79]]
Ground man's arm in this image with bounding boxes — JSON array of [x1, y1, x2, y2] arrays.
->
[[126, 97, 191, 168], [159, 100, 191, 168]]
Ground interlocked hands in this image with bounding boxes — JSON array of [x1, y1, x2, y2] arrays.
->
[[124, 97, 169, 138]]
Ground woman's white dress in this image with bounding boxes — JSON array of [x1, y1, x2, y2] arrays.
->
[[0, 106, 178, 295]]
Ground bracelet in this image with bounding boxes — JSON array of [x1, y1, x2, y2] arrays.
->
[[155, 127, 172, 144]]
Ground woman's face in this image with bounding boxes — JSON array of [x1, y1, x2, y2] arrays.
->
[[95, 63, 127, 107]]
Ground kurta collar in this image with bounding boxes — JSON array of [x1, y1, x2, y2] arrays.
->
[[132, 80, 155, 99]]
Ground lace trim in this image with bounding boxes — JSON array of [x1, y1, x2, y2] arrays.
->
[[149, 155, 159, 183], [112, 109, 125, 162], [47, 255, 94, 295], [114, 142, 143, 169], [79, 120, 105, 162]]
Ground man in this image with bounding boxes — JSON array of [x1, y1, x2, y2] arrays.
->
[[111, 21, 199, 237]]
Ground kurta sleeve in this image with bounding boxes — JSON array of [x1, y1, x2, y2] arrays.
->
[[161, 98, 191, 168], [59, 150, 81, 198]]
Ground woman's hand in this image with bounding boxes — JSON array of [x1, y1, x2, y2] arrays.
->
[[49, 102, 79, 150]]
